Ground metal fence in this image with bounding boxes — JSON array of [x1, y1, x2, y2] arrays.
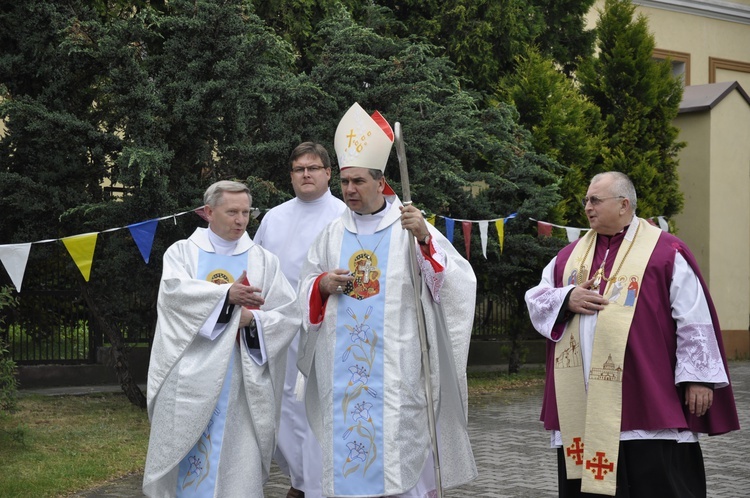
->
[[1, 244, 90, 364], [473, 293, 513, 338], [1, 244, 518, 364]]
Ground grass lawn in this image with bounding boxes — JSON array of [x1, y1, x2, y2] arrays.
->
[[0, 367, 544, 497], [467, 366, 546, 394], [0, 393, 150, 498]]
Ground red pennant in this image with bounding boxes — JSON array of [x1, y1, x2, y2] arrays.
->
[[462, 221, 472, 260], [537, 221, 552, 237]]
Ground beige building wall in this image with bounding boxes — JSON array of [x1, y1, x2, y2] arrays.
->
[[588, 0, 750, 87], [588, 1, 750, 357], [707, 92, 750, 334], [671, 114, 710, 272]]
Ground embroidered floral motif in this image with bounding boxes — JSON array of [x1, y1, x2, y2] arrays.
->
[[181, 429, 212, 489], [340, 305, 379, 478]]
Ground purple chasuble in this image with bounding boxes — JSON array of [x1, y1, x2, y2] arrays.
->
[[540, 229, 739, 435]]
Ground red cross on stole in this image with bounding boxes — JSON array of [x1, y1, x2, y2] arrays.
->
[[586, 451, 615, 480], [566, 437, 585, 466]]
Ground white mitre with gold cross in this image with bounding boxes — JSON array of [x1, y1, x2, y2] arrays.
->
[[334, 102, 394, 172]]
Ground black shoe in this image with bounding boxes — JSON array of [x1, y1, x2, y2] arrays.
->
[[286, 486, 305, 498]]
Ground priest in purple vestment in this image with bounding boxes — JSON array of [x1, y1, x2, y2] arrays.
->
[[525, 172, 739, 498]]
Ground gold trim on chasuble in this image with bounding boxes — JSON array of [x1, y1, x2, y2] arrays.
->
[[554, 219, 661, 495]]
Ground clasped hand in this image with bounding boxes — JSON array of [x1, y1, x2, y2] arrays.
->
[[568, 277, 609, 315], [228, 270, 264, 309]]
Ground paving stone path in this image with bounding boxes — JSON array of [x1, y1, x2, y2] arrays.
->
[[69, 361, 750, 497]]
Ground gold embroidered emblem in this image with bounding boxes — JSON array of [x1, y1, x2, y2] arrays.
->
[[206, 269, 235, 285]]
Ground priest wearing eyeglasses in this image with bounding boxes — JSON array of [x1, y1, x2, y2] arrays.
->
[[525, 171, 739, 497], [254, 142, 346, 498]]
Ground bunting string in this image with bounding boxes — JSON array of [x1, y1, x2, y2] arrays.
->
[[0, 203, 669, 293]]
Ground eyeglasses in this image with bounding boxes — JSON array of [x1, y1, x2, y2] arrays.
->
[[291, 166, 326, 175], [581, 195, 625, 208]]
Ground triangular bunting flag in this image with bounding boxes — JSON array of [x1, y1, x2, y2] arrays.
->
[[62, 233, 99, 282], [0, 243, 32, 292], [479, 221, 488, 259], [657, 216, 669, 232], [495, 220, 505, 254], [565, 227, 582, 243], [537, 221, 552, 237], [462, 221, 472, 260], [128, 219, 159, 264], [427, 214, 436, 226], [445, 217, 455, 243]]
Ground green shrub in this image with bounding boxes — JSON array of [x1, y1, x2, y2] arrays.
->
[[0, 286, 19, 413]]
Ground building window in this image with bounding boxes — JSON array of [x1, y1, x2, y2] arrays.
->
[[653, 48, 691, 86], [709, 56, 750, 84]]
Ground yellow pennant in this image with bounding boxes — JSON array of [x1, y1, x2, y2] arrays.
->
[[427, 214, 436, 226], [495, 219, 504, 253], [62, 232, 99, 282]]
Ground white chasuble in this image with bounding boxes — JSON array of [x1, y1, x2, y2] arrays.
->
[[144, 229, 299, 498], [176, 250, 246, 496], [298, 201, 477, 498], [555, 219, 660, 496]]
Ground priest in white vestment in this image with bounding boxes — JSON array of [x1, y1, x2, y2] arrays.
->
[[143, 181, 300, 497], [297, 103, 477, 498], [255, 142, 346, 498]]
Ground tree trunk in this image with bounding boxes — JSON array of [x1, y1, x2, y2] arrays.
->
[[507, 291, 529, 375], [79, 282, 147, 408]]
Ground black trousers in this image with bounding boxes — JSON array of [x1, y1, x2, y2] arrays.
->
[[557, 439, 706, 498]]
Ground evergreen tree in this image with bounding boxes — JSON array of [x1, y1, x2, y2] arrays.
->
[[0, 0, 575, 377], [498, 48, 603, 227], [310, 7, 564, 372], [0, 0, 319, 404], [374, 0, 543, 95], [532, 0, 597, 75], [0, 1, 149, 404], [0, 2, 115, 244], [253, 0, 597, 96], [578, 0, 684, 219]]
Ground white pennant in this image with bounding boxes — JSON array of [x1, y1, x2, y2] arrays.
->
[[0, 243, 32, 292], [657, 216, 669, 232], [565, 227, 582, 243], [479, 221, 489, 259]]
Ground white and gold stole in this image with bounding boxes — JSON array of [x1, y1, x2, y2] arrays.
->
[[555, 218, 661, 495]]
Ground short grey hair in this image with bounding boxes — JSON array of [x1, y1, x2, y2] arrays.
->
[[203, 180, 252, 207], [368, 169, 383, 181], [591, 171, 637, 213]]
